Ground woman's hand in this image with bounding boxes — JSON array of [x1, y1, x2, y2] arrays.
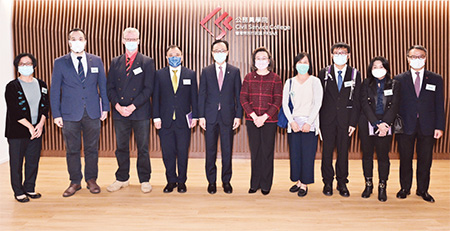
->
[[290, 121, 300, 132], [301, 123, 311, 133]]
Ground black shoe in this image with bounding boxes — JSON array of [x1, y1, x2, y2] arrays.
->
[[297, 187, 308, 197], [15, 194, 30, 203], [289, 184, 300, 193], [361, 178, 373, 198], [337, 184, 350, 197], [207, 183, 217, 194], [223, 183, 233, 194], [25, 192, 42, 199], [378, 180, 387, 202], [261, 189, 270, 195], [416, 191, 435, 203], [177, 183, 187, 193], [323, 184, 333, 196], [248, 188, 257, 194], [396, 189, 410, 199], [163, 183, 178, 193]]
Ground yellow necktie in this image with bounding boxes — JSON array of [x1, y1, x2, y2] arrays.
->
[[172, 70, 178, 120]]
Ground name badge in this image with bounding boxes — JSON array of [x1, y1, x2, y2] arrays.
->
[[41, 88, 48, 94], [183, 79, 191, 85], [133, 67, 143, 75], [384, 89, 393, 96], [344, 81, 352, 88], [91, 67, 99, 73], [425, 84, 436, 91]]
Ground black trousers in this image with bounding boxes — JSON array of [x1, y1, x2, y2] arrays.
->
[[159, 123, 191, 184], [114, 119, 151, 183], [359, 131, 392, 181], [205, 113, 234, 184], [8, 137, 42, 196], [246, 121, 277, 191], [321, 123, 351, 185], [397, 123, 435, 193]]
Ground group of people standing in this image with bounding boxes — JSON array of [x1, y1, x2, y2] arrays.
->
[[6, 27, 444, 204]]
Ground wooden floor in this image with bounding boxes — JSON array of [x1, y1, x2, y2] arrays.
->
[[0, 157, 449, 231]]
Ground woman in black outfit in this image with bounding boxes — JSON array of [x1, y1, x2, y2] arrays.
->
[[5, 53, 49, 202], [358, 56, 400, 202]]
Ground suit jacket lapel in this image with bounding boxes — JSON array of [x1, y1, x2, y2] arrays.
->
[[419, 70, 430, 98], [327, 65, 339, 98], [122, 53, 142, 91], [211, 64, 220, 92], [85, 53, 93, 82], [404, 71, 416, 97], [65, 54, 81, 83]]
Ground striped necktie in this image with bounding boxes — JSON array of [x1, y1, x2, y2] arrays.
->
[[77, 56, 85, 83], [126, 57, 131, 76]]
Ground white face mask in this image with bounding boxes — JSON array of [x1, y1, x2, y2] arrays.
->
[[18, 65, 34, 76], [410, 58, 425, 70], [125, 41, 138, 52], [255, 60, 269, 70], [69, 40, 86, 53], [333, 54, 348, 66], [372, 68, 387, 79], [213, 53, 227, 64]]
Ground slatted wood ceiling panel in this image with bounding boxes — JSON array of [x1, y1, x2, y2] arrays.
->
[[12, 0, 449, 159]]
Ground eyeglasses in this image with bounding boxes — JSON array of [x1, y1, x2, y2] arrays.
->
[[333, 52, 348, 55], [212, 50, 228, 53], [123, 38, 139, 42], [408, 55, 426, 59], [19, 62, 33, 66]]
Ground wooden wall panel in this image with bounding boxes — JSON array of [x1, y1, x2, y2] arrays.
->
[[12, 0, 450, 159]]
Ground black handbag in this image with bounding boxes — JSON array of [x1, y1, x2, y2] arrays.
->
[[393, 114, 404, 134], [277, 79, 293, 128]]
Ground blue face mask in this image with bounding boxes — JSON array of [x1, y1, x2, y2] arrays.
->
[[213, 53, 227, 64], [168, 56, 182, 67], [125, 42, 138, 52], [296, 64, 309, 75], [18, 65, 34, 76]]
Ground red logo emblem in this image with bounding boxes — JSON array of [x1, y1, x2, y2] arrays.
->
[[200, 7, 233, 40]]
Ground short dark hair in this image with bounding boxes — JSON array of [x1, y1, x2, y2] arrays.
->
[[166, 45, 183, 56], [211, 40, 229, 62], [367, 56, 391, 81], [331, 42, 351, 54], [407, 45, 427, 56], [13, 53, 37, 69], [293, 52, 313, 75], [68, 28, 86, 38], [251, 47, 274, 72]]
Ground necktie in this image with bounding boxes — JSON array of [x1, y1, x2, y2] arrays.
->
[[126, 57, 131, 76], [172, 70, 178, 120], [218, 66, 224, 91], [414, 72, 421, 97], [337, 70, 343, 91], [77, 56, 85, 83]]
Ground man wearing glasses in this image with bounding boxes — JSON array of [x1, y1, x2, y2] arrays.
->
[[394, 45, 444, 203], [198, 40, 243, 194], [318, 42, 362, 197], [106, 27, 155, 193]]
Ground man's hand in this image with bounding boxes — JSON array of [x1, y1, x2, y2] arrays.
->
[[348, 126, 356, 136], [199, 118, 206, 130], [232, 118, 241, 130], [154, 121, 162, 129], [54, 117, 63, 128], [190, 119, 198, 128], [100, 111, 108, 121], [434, 129, 444, 139]]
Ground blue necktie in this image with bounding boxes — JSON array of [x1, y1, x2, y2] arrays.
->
[[77, 56, 85, 83], [337, 70, 343, 91]]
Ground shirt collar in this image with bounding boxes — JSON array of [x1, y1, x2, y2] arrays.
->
[[126, 51, 138, 62], [70, 52, 86, 61], [169, 65, 181, 73], [334, 64, 347, 76]]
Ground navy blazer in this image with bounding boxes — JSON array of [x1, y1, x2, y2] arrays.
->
[[318, 65, 362, 128], [107, 52, 155, 120], [153, 66, 198, 129], [198, 63, 243, 126], [50, 53, 110, 121], [395, 70, 445, 136], [5, 79, 50, 139]]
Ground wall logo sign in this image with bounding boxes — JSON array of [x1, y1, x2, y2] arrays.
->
[[200, 7, 233, 40], [234, 17, 291, 36]]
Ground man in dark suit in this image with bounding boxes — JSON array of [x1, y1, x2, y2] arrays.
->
[[318, 42, 361, 197], [198, 40, 242, 194], [50, 28, 110, 197], [153, 45, 198, 193], [106, 27, 155, 194], [395, 45, 445, 203]]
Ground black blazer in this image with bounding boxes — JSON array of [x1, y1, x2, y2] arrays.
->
[[394, 70, 445, 136], [5, 79, 50, 139], [198, 63, 243, 125], [359, 77, 400, 128], [107, 52, 155, 120], [153, 66, 198, 129], [318, 65, 362, 128]]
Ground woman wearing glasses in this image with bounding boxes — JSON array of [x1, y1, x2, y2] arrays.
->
[[240, 47, 282, 195], [5, 53, 49, 202]]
